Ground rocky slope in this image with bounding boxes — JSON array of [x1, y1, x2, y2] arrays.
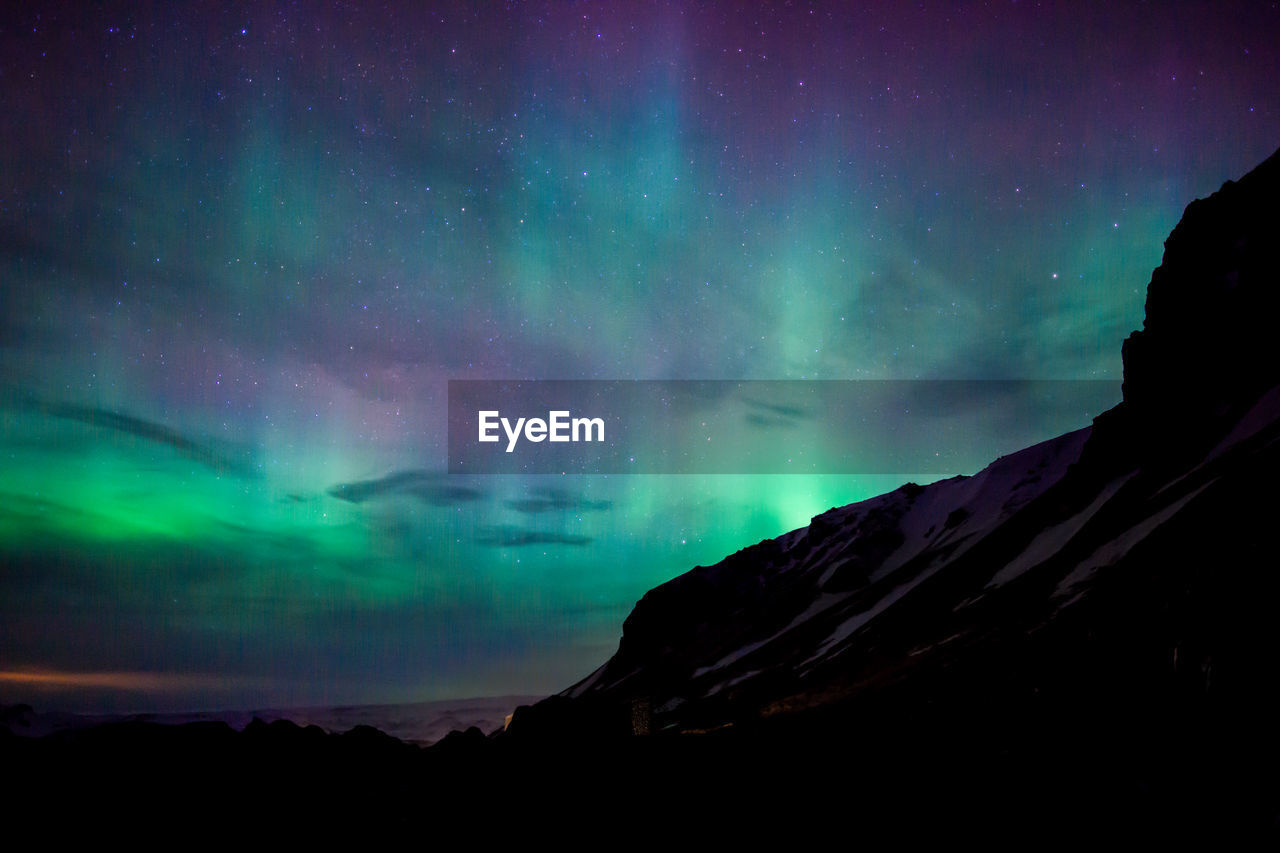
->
[[510, 146, 1280, 788]]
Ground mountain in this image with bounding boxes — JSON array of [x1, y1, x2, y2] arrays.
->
[[7, 150, 1278, 838], [502, 146, 1280, 835]]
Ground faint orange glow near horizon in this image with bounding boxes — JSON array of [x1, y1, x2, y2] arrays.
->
[[0, 669, 230, 691]]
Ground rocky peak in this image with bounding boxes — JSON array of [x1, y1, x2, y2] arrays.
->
[[1116, 146, 1280, 460]]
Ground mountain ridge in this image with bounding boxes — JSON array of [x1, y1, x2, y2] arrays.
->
[[507, 145, 1280, 752]]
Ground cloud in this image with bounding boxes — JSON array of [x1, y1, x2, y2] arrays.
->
[[327, 470, 485, 506], [474, 525, 593, 547], [740, 395, 809, 430], [504, 487, 612, 515], [743, 412, 798, 430], [408, 482, 487, 507], [740, 398, 809, 419], [29, 399, 253, 476]]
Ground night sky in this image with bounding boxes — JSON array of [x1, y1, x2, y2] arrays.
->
[[3, 1, 1279, 712]]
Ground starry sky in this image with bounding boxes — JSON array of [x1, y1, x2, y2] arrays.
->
[[3, 1, 1279, 713]]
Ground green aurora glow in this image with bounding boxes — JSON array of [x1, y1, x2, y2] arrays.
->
[[3, 1, 1280, 711]]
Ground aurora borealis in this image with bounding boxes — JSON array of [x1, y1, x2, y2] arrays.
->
[[3, 2, 1280, 712]]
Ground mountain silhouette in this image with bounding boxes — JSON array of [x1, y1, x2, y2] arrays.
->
[[500, 145, 1280, 838]]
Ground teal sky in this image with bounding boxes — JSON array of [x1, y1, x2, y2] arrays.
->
[[3, 1, 1280, 712]]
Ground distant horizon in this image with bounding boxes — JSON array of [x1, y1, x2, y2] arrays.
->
[[1, 680, 550, 720], [0, 664, 564, 716]]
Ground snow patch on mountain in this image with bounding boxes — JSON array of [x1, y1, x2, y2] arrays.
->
[[987, 472, 1135, 588]]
